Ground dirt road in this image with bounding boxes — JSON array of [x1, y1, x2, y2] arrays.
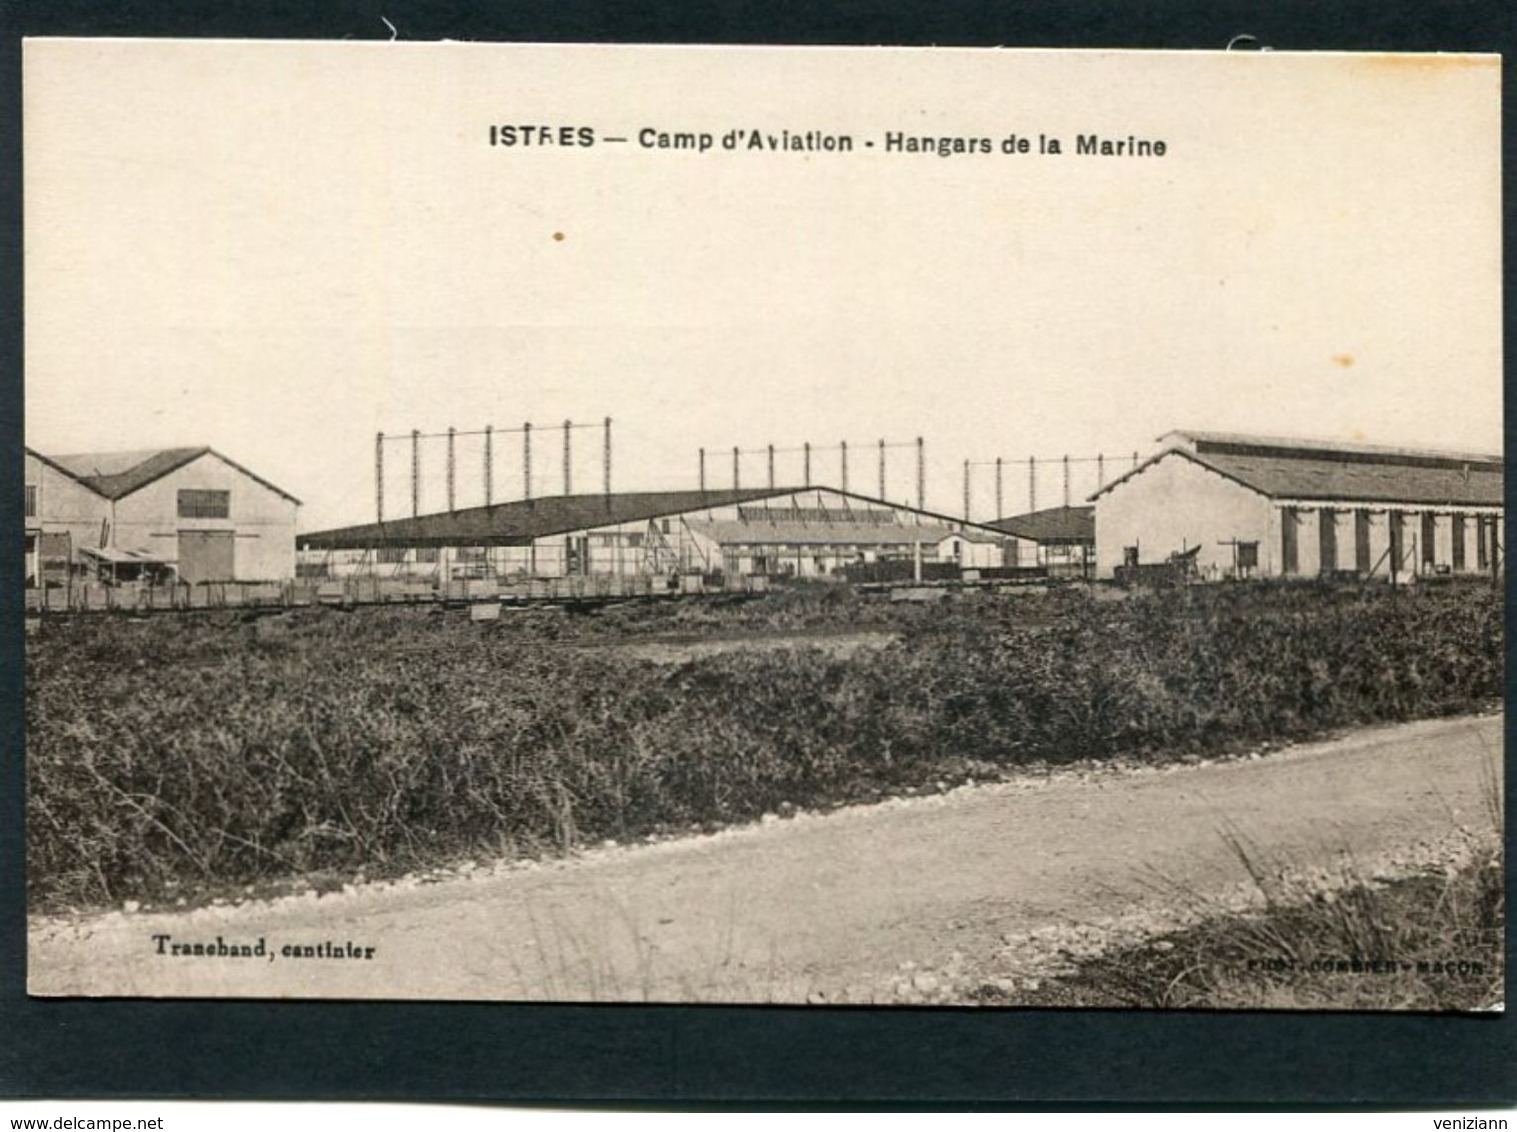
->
[[29, 713, 1503, 1003]]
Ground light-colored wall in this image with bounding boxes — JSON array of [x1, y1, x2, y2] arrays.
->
[[25, 453, 111, 558], [1268, 505, 1496, 579], [112, 453, 298, 580], [937, 534, 1004, 569], [1289, 507, 1318, 577], [1095, 455, 1274, 579], [1099, 451, 1507, 582], [1430, 514, 1452, 569]]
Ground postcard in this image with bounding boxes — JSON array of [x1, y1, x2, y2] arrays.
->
[[23, 40, 1503, 1008]]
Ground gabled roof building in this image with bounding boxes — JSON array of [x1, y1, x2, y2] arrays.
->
[[1090, 430, 1502, 581], [298, 485, 1015, 581], [25, 446, 300, 584]]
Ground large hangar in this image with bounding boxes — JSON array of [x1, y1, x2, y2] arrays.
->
[[1091, 431, 1503, 581], [297, 486, 1016, 583]]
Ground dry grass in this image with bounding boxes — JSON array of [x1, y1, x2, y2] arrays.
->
[[27, 583, 1503, 914], [977, 774, 1505, 1012]]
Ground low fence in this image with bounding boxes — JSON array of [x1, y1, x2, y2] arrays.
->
[[22, 572, 784, 615]]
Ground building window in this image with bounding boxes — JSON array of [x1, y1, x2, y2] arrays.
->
[[377, 547, 408, 564], [24, 484, 36, 518], [1237, 541, 1259, 571], [178, 488, 230, 519], [1477, 518, 1490, 570], [416, 547, 440, 564]]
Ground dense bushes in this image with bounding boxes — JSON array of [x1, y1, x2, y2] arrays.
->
[[26, 583, 1503, 911]]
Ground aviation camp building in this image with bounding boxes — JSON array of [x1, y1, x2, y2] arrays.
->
[[1090, 431, 1503, 581], [297, 486, 1015, 583], [986, 505, 1096, 577], [24, 446, 301, 586]]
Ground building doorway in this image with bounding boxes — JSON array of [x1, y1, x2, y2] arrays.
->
[[1319, 509, 1337, 575], [178, 530, 235, 583]]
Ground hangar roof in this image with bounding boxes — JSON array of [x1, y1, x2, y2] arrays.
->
[[298, 487, 1009, 550], [298, 488, 812, 549], [46, 447, 301, 504], [1092, 434, 1503, 508], [987, 505, 1095, 545], [1161, 430, 1502, 469]]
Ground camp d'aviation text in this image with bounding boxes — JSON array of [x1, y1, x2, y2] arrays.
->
[[487, 122, 1168, 157]]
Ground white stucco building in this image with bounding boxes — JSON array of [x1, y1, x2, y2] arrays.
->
[[1090, 431, 1503, 581], [25, 446, 301, 584]]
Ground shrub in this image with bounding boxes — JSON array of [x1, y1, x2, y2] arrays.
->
[[26, 583, 1503, 911]]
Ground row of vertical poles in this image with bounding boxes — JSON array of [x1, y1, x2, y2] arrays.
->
[[374, 420, 611, 522], [697, 438, 926, 509], [960, 451, 1145, 522]]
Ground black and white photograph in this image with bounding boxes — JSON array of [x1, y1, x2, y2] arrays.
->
[[21, 40, 1504, 1010]]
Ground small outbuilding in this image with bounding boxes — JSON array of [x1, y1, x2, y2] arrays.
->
[[986, 505, 1095, 577]]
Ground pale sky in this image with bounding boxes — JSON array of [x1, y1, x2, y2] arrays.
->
[[24, 42, 1503, 530]]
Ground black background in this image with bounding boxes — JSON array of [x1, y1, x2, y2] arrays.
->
[[0, 0, 1513, 1107]]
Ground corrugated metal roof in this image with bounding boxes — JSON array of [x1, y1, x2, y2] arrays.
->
[[1163, 430, 1502, 468], [689, 519, 957, 547], [1195, 449, 1503, 506], [987, 505, 1095, 544], [53, 448, 211, 499], [297, 488, 814, 549], [298, 488, 1016, 550], [48, 447, 301, 504], [1092, 443, 1503, 508]]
